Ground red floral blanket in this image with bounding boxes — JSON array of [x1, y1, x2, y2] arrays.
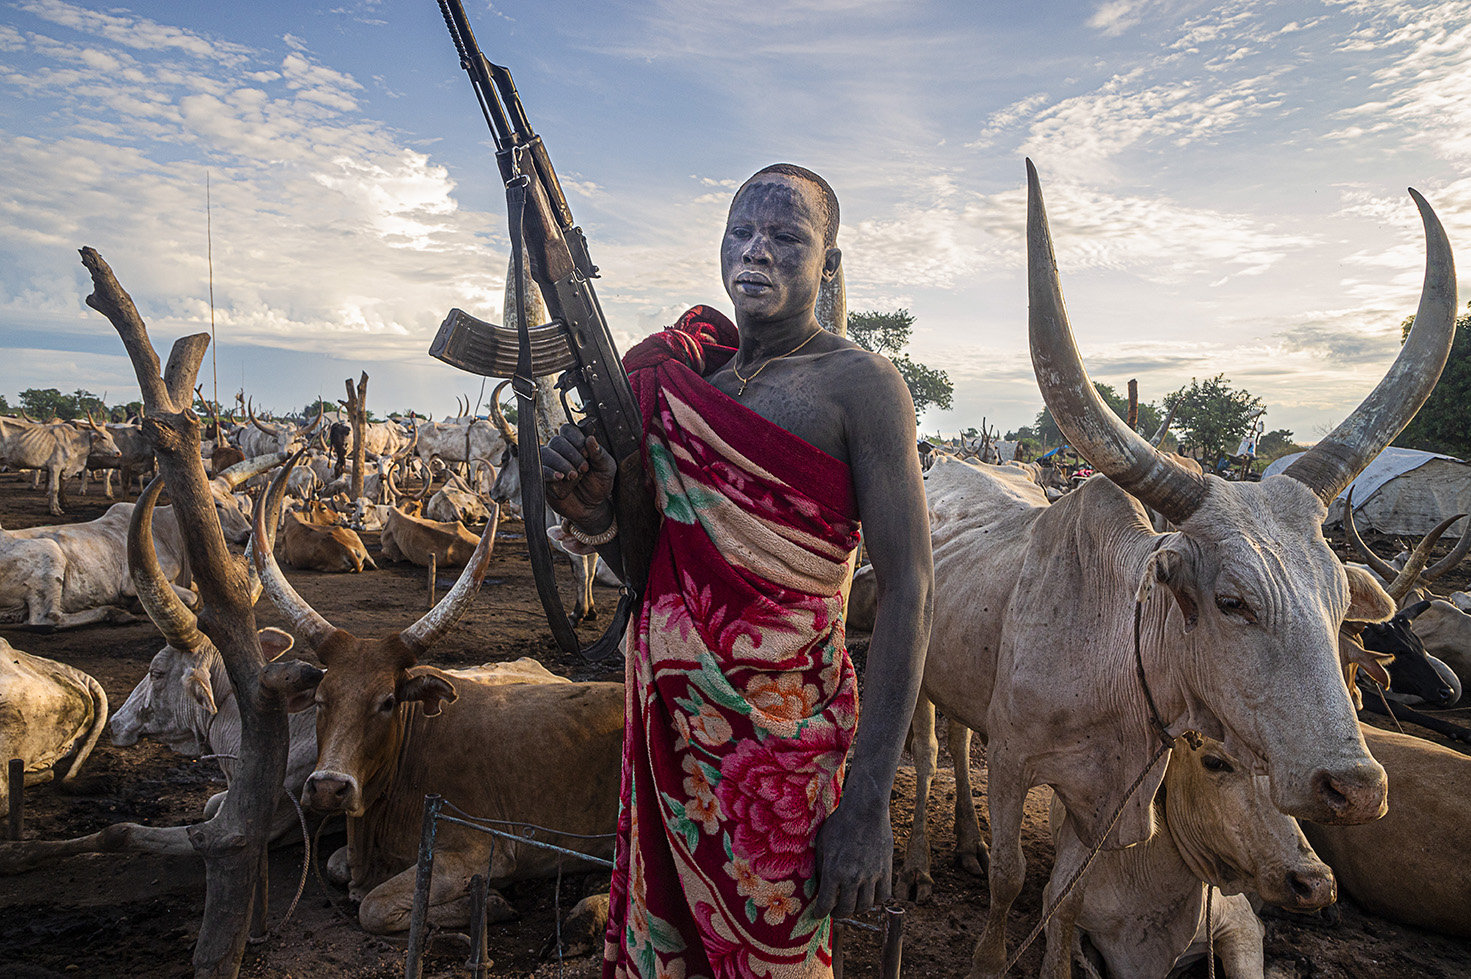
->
[[603, 307, 862, 979]]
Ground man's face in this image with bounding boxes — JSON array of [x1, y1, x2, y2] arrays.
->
[[721, 174, 835, 325]]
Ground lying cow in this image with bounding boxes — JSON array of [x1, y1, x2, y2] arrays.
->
[[1048, 738, 1335, 978], [0, 454, 284, 630], [1302, 724, 1471, 939], [378, 504, 481, 567], [251, 498, 623, 934], [265, 455, 377, 573], [0, 637, 108, 816]]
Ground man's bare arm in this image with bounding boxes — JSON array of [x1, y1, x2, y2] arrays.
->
[[813, 351, 934, 918]]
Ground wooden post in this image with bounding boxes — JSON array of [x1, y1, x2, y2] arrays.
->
[[1127, 378, 1139, 432], [81, 246, 290, 979], [427, 554, 437, 609], [7, 759, 23, 841], [343, 373, 369, 501]]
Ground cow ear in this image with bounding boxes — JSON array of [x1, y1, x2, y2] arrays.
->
[[1403, 599, 1434, 622], [189, 668, 218, 715], [399, 669, 458, 717], [1150, 540, 1200, 633], [1344, 564, 1395, 624], [261, 659, 324, 713], [257, 627, 295, 662]]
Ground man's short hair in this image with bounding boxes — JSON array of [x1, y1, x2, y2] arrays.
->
[[740, 163, 840, 248]]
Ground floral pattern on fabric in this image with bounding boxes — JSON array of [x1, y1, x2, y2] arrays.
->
[[603, 308, 861, 979]]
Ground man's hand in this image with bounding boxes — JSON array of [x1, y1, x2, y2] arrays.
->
[[811, 793, 893, 919], [540, 422, 617, 528]]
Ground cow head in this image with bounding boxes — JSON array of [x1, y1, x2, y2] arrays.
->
[[1164, 738, 1335, 911], [1027, 161, 1457, 824], [209, 452, 288, 542], [112, 475, 297, 754], [1360, 600, 1462, 707], [78, 411, 122, 466], [252, 453, 500, 816]]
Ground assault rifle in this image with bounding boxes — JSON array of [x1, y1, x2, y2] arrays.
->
[[428, 0, 643, 661]]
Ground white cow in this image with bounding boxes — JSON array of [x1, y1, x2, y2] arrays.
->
[[0, 637, 108, 816], [0, 454, 284, 630], [1049, 738, 1334, 978], [924, 168, 1447, 979], [0, 415, 121, 515]]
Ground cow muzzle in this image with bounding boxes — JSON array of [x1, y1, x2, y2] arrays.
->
[[303, 770, 362, 815], [1301, 760, 1387, 825]]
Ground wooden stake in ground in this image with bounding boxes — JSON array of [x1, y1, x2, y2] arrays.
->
[[80, 246, 290, 979], [342, 372, 368, 501]]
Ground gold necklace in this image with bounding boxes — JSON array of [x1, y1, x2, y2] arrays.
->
[[731, 329, 823, 396]]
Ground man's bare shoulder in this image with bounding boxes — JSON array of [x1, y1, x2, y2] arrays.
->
[[811, 342, 912, 408]]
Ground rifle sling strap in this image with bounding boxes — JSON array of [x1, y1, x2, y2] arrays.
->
[[507, 175, 634, 663]]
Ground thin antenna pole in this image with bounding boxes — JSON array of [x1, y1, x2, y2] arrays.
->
[[207, 171, 217, 409]]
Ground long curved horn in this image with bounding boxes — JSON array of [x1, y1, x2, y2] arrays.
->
[[1283, 189, 1457, 503], [248, 398, 280, 437], [129, 476, 206, 652], [216, 451, 288, 490], [399, 503, 500, 656], [1149, 400, 1179, 447], [19, 408, 36, 423], [1425, 517, 1471, 581], [1343, 487, 1400, 583], [296, 401, 325, 438], [86, 409, 106, 433], [1384, 512, 1466, 602], [250, 450, 338, 650], [490, 379, 516, 442], [1026, 160, 1209, 524], [392, 426, 419, 464]]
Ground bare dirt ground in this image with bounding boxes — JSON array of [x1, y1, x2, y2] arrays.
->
[[2, 470, 1470, 978]]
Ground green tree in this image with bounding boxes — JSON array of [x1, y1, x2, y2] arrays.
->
[[19, 387, 107, 421], [1032, 383, 1165, 449], [1395, 303, 1471, 458], [1163, 375, 1264, 465], [0, 394, 9, 414], [847, 308, 954, 420]]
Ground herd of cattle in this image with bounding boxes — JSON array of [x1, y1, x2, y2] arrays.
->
[[2, 174, 1470, 978]]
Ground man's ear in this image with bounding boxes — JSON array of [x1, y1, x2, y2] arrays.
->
[[260, 659, 324, 714], [188, 667, 218, 715], [399, 668, 458, 718], [822, 246, 841, 281], [1151, 539, 1201, 633], [1344, 564, 1395, 624]]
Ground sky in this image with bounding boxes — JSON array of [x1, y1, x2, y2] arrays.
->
[[1, 0, 1468, 440]]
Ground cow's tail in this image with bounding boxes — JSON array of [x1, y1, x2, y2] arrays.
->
[[61, 672, 109, 783]]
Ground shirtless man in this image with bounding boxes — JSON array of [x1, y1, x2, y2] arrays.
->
[[543, 164, 933, 977]]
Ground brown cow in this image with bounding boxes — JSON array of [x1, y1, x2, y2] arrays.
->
[[252, 499, 623, 934], [261, 454, 376, 573], [1302, 724, 1471, 939], [378, 504, 481, 567]]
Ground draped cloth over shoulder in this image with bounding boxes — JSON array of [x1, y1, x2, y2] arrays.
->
[[604, 307, 862, 979]]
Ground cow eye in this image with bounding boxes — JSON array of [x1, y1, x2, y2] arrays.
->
[[379, 696, 396, 713], [1215, 595, 1256, 623], [1201, 754, 1234, 773]]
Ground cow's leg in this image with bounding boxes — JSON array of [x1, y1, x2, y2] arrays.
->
[[1040, 812, 1092, 979], [1212, 894, 1266, 979], [950, 719, 987, 875], [0, 823, 195, 874], [970, 751, 1027, 979], [102, 468, 115, 499], [47, 466, 65, 515], [898, 694, 939, 902], [357, 857, 515, 934]]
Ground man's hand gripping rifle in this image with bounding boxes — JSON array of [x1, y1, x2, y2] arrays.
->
[[429, 0, 643, 661]]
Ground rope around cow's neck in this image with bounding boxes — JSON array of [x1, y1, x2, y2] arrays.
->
[[1001, 578, 1202, 974]]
